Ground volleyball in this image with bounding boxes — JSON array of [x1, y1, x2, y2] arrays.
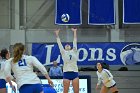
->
[[61, 13, 70, 22]]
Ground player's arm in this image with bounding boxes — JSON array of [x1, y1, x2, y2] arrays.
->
[[4, 59, 16, 92], [4, 59, 14, 80], [96, 71, 102, 90], [31, 56, 53, 86], [71, 28, 77, 51], [97, 73, 102, 85], [54, 29, 65, 54], [104, 69, 113, 84]]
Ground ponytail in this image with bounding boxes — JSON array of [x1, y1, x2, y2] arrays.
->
[[101, 62, 109, 70], [13, 43, 25, 63]]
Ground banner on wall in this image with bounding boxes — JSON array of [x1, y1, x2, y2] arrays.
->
[[55, 0, 82, 25], [123, 0, 140, 24], [88, 0, 115, 25], [32, 43, 140, 65]]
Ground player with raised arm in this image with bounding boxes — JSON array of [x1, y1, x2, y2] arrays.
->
[[96, 62, 119, 93], [4, 43, 53, 93], [55, 28, 79, 93], [0, 48, 10, 93]]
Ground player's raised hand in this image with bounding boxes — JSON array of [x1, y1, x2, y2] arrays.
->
[[71, 28, 77, 39], [71, 28, 77, 32], [54, 29, 60, 37]]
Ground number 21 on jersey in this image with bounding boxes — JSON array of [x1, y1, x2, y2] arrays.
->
[[18, 59, 27, 66]]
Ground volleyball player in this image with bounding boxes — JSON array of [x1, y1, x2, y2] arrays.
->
[[96, 62, 119, 93], [4, 43, 53, 93], [54, 28, 79, 93], [0, 48, 10, 93]]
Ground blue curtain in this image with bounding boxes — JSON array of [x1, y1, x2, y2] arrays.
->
[[55, 0, 82, 25], [88, 0, 115, 25], [123, 0, 140, 24]]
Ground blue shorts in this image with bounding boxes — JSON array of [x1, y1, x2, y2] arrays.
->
[[19, 84, 43, 93], [42, 84, 57, 93], [0, 79, 6, 88], [63, 72, 79, 80]]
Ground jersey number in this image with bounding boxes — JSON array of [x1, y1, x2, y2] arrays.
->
[[18, 59, 27, 66], [69, 55, 72, 60]]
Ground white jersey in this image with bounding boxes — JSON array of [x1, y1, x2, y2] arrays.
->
[[4, 55, 48, 89], [96, 69, 116, 87], [57, 38, 78, 72], [0, 59, 6, 79]]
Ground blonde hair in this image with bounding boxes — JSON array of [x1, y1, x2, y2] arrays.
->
[[13, 43, 25, 63]]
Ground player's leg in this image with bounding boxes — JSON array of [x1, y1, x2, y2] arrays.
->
[[72, 77, 79, 93], [110, 86, 119, 93], [63, 72, 72, 93], [100, 85, 109, 93], [0, 88, 6, 93], [63, 79, 71, 93], [0, 79, 7, 93]]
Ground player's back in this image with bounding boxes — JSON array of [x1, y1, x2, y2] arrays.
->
[[11, 55, 41, 88]]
